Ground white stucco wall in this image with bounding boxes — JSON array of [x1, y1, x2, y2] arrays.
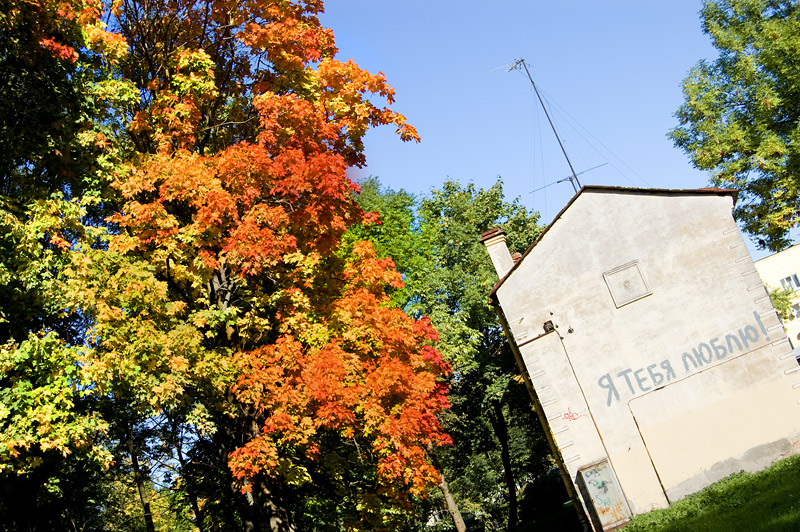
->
[[492, 189, 800, 522]]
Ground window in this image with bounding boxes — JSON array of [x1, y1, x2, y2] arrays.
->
[[780, 274, 800, 292]]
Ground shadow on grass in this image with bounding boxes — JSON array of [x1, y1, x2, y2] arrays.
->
[[625, 454, 800, 532]]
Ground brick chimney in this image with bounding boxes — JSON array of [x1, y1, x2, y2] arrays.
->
[[480, 227, 515, 278]]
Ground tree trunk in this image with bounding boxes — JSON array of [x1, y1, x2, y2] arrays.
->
[[216, 420, 259, 532], [488, 401, 518, 532], [127, 429, 157, 532], [172, 424, 206, 532], [439, 470, 467, 532], [255, 478, 296, 532], [427, 442, 467, 532], [222, 416, 296, 532], [236, 477, 297, 532]]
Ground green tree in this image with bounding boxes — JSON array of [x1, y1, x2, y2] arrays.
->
[[355, 178, 551, 531], [767, 284, 795, 321], [671, 0, 800, 251], [0, 0, 125, 527]]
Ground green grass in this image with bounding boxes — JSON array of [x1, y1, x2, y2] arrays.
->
[[625, 454, 800, 532]]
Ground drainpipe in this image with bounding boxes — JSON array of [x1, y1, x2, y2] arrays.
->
[[493, 305, 591, 531], [480, 227, 591, 531]]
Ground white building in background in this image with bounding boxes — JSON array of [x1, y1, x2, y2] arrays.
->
[[481, 186, 800, 532], [754, 244, 800, 348]]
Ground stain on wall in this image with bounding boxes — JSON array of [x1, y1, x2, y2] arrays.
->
[[597, 311, 770, 406]]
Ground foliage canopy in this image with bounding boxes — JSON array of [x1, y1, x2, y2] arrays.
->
[[0, 0, 452, 530], [354, 178, 551, 530], [671, 0, 800, 250]]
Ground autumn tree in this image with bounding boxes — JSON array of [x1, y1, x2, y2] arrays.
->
[[354, 178, 551, 531], [0, 0, 128, 528], [671, 0, 800, 250], [1, 0, 451, 530]]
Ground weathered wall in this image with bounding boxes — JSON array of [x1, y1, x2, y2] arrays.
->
[[629, 344, 799, 501], [493, 190, 800, 519]]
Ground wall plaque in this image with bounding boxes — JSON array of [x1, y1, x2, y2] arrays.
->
[[603, 260, 651, 308]]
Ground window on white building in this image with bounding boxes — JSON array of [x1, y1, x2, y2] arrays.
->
[[780, 274, 800, 292]]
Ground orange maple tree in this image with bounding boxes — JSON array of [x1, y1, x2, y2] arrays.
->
[[34, 0, 454, 529]]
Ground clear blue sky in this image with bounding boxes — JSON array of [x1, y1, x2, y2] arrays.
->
[[320, 1, 775, 258]]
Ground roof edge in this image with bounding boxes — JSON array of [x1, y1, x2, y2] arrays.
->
[[488, 185, 739, 302]]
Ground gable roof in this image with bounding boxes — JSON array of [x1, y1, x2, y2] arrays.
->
[[488, 185, 738, 301]]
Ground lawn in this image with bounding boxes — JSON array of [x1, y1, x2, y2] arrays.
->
[[624, 454, 800, 532]]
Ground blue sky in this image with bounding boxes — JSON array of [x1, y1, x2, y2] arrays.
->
[[320, 2, 775, 258]]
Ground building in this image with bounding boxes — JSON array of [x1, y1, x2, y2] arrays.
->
[[754, 244, 800, 349], [481, 186, 800, 531]]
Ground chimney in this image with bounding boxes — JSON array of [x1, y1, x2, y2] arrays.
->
[[480, 227, 515, 278]]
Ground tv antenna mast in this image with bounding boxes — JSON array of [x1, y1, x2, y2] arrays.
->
[[530, 163, 607, 194], [512, 58, 582, 194]]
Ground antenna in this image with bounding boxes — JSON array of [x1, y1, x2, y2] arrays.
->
[[512, 58, 581, 194], [529, 163, 608, 194]]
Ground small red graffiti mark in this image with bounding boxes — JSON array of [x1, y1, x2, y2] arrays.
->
[[562, 407, 585, 422]]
